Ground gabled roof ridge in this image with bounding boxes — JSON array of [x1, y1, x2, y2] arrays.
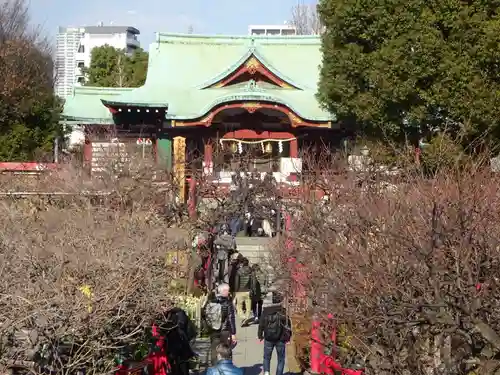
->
[[154, 32, 320, 46], [197, 48, 304, 90]]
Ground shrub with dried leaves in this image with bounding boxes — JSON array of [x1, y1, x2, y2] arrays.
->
[[276, 150, 500, 375], [0, 161, 184, 374]]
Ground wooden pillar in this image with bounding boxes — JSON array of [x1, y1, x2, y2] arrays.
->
[[203, 142, 213, 176], [173, 136, 186, 202], [289, 138, 298, 181], [290, 138, 298, 158], [188, 177, 197, 218], [415, 146, 421, 165]]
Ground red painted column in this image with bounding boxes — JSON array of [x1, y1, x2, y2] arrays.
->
[[310, 314, 322, 374], [204, 143, 213, 176], [188, 177, 197, 218], [290, 138, 298, 158], [289, 138, 298, 182], [415, 146, 421, 165]]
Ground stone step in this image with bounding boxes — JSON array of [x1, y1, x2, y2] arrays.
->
[[234, 238, 279, 290], [234, 237, 274, 246]]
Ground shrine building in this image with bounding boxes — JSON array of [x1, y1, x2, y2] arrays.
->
[[62, 33, 350, 199]]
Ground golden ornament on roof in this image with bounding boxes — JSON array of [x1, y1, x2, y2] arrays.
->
[[230, 142, 238, 153], [264, 142, 273, 154]]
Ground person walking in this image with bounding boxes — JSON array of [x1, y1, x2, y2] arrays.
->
[[249, 264, 267, 323], [206, 343, 243, 375], [203, 283, 237, 366], [258, 294, 292, 375], [159, 307, 197, 375], [213, 226, 237, 286], [228, 253, 243, 295], [233, 258, 252, 321]]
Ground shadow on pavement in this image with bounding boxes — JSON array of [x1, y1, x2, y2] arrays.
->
[[241, 363, 263, 375]]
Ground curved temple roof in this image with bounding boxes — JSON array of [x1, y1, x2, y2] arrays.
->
[[62, 32, 335, 124]]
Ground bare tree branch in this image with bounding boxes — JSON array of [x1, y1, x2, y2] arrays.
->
[[289, 1, 322, 35]]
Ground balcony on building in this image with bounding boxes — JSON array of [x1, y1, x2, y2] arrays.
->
[[126, 28, 140, 49], [126, 37, 140, 49], [74, 61, 85, 76]]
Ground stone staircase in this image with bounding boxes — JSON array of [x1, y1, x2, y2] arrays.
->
[[235, 237, 273, 265], [235, 237, 279, 302]]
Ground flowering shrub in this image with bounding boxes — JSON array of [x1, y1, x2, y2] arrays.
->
[[173, 295, 204, 325]]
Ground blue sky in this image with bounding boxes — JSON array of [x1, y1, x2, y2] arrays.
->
[[30, 0, 309, 48]]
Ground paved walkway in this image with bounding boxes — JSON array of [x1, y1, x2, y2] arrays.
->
[[232, 317, 290, 375], [196, 291, 293, 375]]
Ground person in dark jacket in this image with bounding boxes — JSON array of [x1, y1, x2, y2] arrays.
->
[[156, 307, 197, 375], [249, 264, 267, 323], [228, 253, 243, 294], [258, 295, 292, 375], [204, 283, 237, 366], [233, 258, 252, 320]]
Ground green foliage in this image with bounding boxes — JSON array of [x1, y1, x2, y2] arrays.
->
[[421, 132, 466, 174], [84, 45, 148, 87], [318, 0, 500, 144], [0, 0, 64, 161]]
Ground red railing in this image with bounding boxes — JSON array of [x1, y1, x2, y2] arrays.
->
[[0, 162, 58, 173]]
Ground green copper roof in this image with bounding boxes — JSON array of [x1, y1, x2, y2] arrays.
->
[[62, 33, 334, 123], [63, 87, 133, 123], [157, 83, 332, 121]]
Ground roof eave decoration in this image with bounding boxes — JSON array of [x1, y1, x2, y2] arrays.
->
[[199, 48, 303, 90], [166, 90, 335, 124], [166, 95, 332, 129], [101, 99, 168, 114]]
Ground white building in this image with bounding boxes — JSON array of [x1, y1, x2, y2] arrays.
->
[[248, 24, 297, 36], [55, 25, 140, 98]]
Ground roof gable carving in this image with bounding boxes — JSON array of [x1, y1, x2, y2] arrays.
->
[[199, 49, 303, 90]]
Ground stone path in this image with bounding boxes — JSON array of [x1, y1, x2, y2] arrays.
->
[[232, 317, 290, 375], [196, 294, 292, 375], [192, 337, 210, 371]]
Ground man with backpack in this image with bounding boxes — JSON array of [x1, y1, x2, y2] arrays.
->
[[203, 283, 237, 366], [258, 294, 292, 375], [233, 258, 252, 321]]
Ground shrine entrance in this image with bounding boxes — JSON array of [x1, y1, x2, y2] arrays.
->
[[207, 105, 299, 181]]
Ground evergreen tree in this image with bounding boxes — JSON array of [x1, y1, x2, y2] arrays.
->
[[84, 46, 148, 88], [317, 0, 500, 145], [0, 0, 64, 161]]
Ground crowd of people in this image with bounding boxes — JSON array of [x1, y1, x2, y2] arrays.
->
[[202, 252, 292, 375], [183, 222, 292, 375], [203, 283, 291, 375], [151, 251, 292, 375]]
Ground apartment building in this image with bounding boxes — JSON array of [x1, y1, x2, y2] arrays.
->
[[55, 25, 140, 98], [248, 24, 297, 36]]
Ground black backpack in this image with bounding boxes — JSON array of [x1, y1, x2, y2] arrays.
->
[[264, 312, 284, 342]]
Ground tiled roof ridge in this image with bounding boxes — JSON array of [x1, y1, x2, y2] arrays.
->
[[154, 32, 320, 45]]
